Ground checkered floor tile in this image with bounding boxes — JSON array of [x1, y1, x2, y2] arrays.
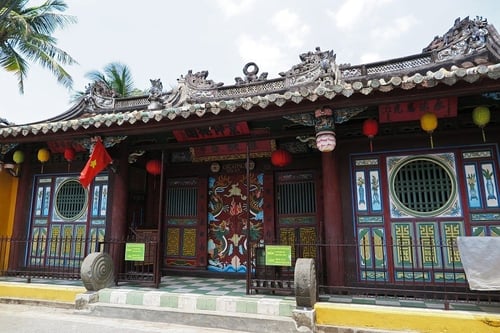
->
[[157, 276, 248, 296]]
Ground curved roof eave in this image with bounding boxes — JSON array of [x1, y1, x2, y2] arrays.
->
[[0, 62, 499, 142]]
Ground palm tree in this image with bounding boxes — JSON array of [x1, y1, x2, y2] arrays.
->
[[71, 62, 142, 102], [0, 0, 16, 22], [86, 62, 137, 97], [0, 0, 77, 93]]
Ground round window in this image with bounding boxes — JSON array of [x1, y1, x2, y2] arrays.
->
[[390, 157, 455, 216], [55, 179, 88, 220]]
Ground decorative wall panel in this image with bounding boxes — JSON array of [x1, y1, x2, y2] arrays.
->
[[352, 145, 500, 285], [208, 173, 264, 272], [27, 174, 109, 269]]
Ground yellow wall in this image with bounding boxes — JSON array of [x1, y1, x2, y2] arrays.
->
[[0, 171, 18, 270]]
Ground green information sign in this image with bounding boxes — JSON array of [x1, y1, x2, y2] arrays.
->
[[265, 245, 292, 266], [125, 243, 145, 261]]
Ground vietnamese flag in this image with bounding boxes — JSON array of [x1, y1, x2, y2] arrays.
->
[[79, 139, 112, 188]]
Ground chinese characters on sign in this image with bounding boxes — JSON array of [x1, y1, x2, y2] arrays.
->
[[173, 122, 250, 142], [190, 140, 274, 162], [378, 97, 457, 123]]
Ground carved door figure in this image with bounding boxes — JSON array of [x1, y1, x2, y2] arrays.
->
[[207, 173, 264, 272]]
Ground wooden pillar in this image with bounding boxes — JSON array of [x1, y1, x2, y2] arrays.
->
[[197, 177, 208, 269], [321, 150, 345, 286], [10, 154, 33, 270], [108, 146, 129, 276], [263, 173, 275, 243]]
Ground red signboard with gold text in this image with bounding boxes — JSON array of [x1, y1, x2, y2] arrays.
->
[[173, 122, 250, 142], [378, 97, 457, 123], [190, 140, 275, 162]]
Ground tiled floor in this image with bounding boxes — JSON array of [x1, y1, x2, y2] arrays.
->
[[158, 276, 248, 296], [0, 275, 288, 299]]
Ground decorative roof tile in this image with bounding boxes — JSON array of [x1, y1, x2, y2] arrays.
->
[[0, 62, 499, 139]]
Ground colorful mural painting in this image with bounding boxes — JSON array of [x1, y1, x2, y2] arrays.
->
[[207, 173, 264, 272]]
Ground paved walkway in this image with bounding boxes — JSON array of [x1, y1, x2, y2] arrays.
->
[[2, 276, 500, 332], [0, 303, 253, 333]]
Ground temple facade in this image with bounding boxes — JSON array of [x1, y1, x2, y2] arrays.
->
[[0, 16, 499, 292]]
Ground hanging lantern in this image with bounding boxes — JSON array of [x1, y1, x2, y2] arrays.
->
[[315, 130, 336, 152], [63, 147, 75, 172], [37, 148, 50, 163], [420, 112, 438, 148], [12, 150, 25, 164], [362, 119, 378, 152], [37, 148, 50, 173], [146, 159, 162, 175], [64, 147, 76, 162], [271, 149, 292, 167], [472, 106, 490, 142]]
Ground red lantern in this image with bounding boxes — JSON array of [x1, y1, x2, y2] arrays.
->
[[362, 119, 378, 152], [362, 119, 378, 138], [146, 159, 162, 175], [64, 147, 76, 162], [271, 149, 292, 167], [63, 147, 75, 172]]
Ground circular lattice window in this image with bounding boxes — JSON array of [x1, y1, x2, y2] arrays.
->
[[55, 179, 88, 220], [390, 157, 456, 217]]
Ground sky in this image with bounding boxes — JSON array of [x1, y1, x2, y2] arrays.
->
[[1, 0, 499, 125]]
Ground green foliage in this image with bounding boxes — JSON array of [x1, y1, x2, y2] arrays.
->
[[0, 0, 77, 93], [85, 62, 136, 97], [71, 62, 140, 102]]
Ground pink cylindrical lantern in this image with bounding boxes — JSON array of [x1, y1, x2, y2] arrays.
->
[[315, 130, 336, 152]]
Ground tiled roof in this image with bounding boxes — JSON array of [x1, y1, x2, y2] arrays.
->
[[1, 62, 499, 139]]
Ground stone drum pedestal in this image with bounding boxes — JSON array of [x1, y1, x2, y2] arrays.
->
[[294, 258, 317, 308], [80, 252, 115, 291]]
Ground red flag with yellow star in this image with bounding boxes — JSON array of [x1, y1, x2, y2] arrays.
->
[[79, 139, 112, 188]]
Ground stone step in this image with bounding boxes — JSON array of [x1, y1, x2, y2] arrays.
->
[[74, 288, 301, 332], [94, 288, 296, 318], [83, 302, 300, 333]]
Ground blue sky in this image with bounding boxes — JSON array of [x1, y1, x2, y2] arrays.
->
[[1, 0, 499, 124]]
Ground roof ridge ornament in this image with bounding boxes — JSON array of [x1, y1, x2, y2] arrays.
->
[[87, 81, 118, 98], [423, 16, 489, 61], [181, 70, 224, 90], [235, 62, 268, 85], [85, 81, 116, 110], [147, 79, 163, 110], [177, 70, 224, 101], [279, 47, 340, 85]]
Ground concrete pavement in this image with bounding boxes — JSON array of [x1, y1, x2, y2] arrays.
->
[[1, 278, 500, 332], [0, 302, 253, 333]]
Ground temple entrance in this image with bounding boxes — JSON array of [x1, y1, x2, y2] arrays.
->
[[207, 172, 264, 273]]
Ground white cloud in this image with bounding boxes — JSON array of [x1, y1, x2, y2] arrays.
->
[[214, 0, 256, 18], [370, 15, 419, 41], [327, 0, 395, 30], [360, 52, 383, 64], [271, 9, 310, 48], [236, 34, 284, 75], [327, 0, 366, 30]]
